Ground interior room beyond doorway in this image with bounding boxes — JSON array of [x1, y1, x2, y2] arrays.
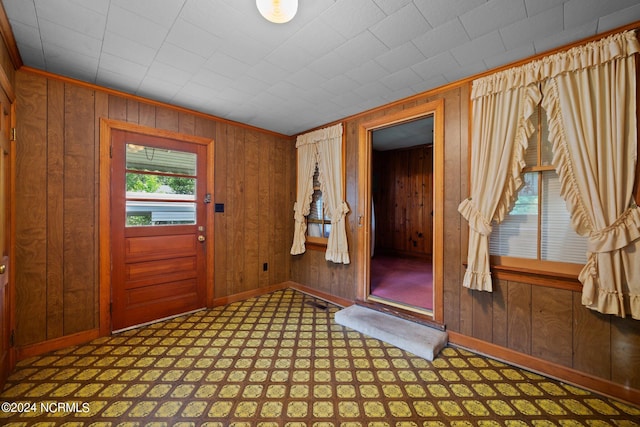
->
[[370, 117, 434, 314]]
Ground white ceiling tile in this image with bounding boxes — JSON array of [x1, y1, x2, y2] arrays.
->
[[533, 20, 598, 54], [266, 39, 316, 73], [204, 52, 251, 78], [499, 5, 564, 50], [450, 31, 505, 66], [597, 3, 640, 32], [112, 0, 184, 27], [166, 18, 222, 58], [371, 0, 412, 15], [137, 76, 182, 102], [3, 0, 38, 27], [414, 0, 485, 28], [98, 52, 148, 79], [7, 20, 42, 52], [106, 5, 169, 50], [96, 67, 142, 93], [309, 51, 354, 80], [524, 0, 565, 17], [369, 3, 432, 48], [321, 74, 358, 95], [345, 60, 389, 85], [321, 0, 386, 39], [35, 0, 106, 39], [460, 0, 527, 38], [411, 52, 460, 81], [380, 67, 422, 91], [287, 67, 328, 89], [335, 31, 389, 68], [43, 43, 99, 81], [102, 32, 156, 67], [146, 61, 192, 87], [155, 42, 206, 73], [289, 18, 347, 58], [375, 41, 425, 73], [14, 43, 45, 68], [564, 0, 640, 29], [5, 0, 639, 136], [39, 19, 102, 58], [412, 19, 470, 58], [483, 43, 535, 69]]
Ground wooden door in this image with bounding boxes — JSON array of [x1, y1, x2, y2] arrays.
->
[[111, 130, 208, 331], [0, 95, 12, 386]]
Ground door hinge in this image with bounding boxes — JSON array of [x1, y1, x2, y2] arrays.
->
[[10, 329, 14, 347], [10, 127, 16, 141], [109, 302, 113, 314], [109, 145, 113, 158]]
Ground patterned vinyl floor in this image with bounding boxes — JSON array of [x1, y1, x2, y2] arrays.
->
[[1, 289, 639, 426]]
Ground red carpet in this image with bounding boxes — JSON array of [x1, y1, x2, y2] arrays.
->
[[370, 255, 433, 311]]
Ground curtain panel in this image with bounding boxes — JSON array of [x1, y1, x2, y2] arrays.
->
[[459, 30, 640, 319], [290, 123, 350, 264]]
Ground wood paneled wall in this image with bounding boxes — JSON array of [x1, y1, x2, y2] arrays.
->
[[372, 145, 433, 258], [290, 80, 640, 397], [14, 69, 295, 347]]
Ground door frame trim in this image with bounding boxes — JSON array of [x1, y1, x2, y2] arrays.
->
[[99, 119, 215, 336], [356, 100, 445, 323]]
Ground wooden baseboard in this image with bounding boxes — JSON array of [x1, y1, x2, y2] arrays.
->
[[287, 282, 354, 308], [212, 283, 290, 307], [447, 331, 640, 406], [16, 329, 101, 361]]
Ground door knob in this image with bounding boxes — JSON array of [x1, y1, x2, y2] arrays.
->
[[0, 264, 5, 274], [197, 235, 206, 242]]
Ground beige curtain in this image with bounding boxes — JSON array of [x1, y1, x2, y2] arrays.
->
[[540, 31, 640, 319], [459, 30, 640, 318], [290, 124, 349, 263], [316, 124, 350, 263], [290, 140, 318, 255], [458, 72, 541, 291]]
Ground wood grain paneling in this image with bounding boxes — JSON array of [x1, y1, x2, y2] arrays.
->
[[507, 281, 532, 355], [372, 145, 432, 258], [572, 294, 611, 379], [15, 72, 47, 345], [63, 84, 96, 335], [14, 69, 295, 349], [531, 286, 573, 366]]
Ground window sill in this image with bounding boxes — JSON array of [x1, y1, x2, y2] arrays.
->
[[489, 264, 582, 292], [306, 239, 327, 252]]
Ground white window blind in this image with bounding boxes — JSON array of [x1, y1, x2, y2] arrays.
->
[[489, 105, 588, 265]]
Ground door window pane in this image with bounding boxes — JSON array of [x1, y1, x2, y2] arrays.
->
[[125, 144, 197, 226]]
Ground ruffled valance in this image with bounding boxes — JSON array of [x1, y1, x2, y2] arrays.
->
[[472, 30, 640, 100]]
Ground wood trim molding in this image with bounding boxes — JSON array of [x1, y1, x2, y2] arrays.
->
[[99, 118, 215, 336], [288, 281, 353, 308], [212, 283, 289, 307], [0, 3, 22, 69], [16, 329, 100, 361], [448, 331, 640, 407]]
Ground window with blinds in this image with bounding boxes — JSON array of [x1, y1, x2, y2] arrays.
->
[[489, 105, 588, 266], [306, 164, 331, 242]]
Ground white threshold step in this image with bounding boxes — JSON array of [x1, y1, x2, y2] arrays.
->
[[334, 304, 448, 361]]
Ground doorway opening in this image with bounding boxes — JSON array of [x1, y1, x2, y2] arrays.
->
[[370, 118, 433, 313], [357, 101, 444, 323]]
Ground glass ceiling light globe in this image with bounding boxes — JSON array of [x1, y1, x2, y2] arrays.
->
[[256, 0, 298, 24]]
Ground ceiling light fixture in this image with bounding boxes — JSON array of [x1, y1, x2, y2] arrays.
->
[[256, 0, 298, 24]]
